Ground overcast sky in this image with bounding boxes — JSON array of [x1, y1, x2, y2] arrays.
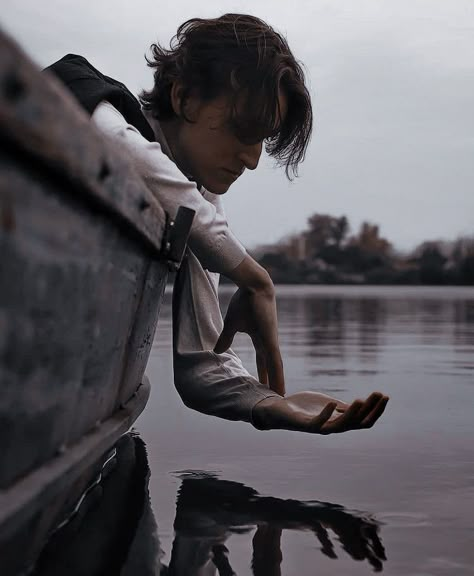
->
[[2, 0, 473, 252]]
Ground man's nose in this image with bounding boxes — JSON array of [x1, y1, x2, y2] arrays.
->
[[238, 141, 263, 171]]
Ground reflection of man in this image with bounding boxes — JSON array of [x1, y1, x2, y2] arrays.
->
[[164, 475, 386, 575], [48, 14, 388, 434]]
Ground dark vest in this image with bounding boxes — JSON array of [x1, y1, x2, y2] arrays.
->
[[45, 54, 155, 142]]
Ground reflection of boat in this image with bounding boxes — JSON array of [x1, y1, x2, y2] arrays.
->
[[0, 28, 193, 574], [167, 473, 387, 574], [31, 432, 161, 576], [19, 435, 387, 576]]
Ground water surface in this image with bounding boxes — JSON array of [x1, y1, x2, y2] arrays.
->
[[138, 285, 474, 575]]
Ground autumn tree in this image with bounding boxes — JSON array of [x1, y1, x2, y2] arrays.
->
[[345, 222, 393, 273], [306, 214, 349, 259]]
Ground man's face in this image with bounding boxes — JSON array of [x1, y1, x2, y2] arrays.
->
[[171, 88, 287, 194]]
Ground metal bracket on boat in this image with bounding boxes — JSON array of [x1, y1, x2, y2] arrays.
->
[[161, 206, 195, 271]]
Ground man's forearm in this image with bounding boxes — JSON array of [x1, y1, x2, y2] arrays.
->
[[215, 254, 285, 394], [172, 249, 281, 425]]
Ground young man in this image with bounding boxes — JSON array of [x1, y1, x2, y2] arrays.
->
[[49, 14, 388, 433]]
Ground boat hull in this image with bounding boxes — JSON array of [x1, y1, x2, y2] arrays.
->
[[0, 27, 192, 573]]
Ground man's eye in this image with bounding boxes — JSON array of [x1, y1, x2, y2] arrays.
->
[[239, 134, 263, 145], [231, 121, 266, 144]]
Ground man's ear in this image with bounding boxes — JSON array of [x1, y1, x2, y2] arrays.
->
[[170, 81, 184, 117], [170, 82, 201, 121]]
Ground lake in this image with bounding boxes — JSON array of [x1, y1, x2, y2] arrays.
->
[[137, 285, 474, 575]]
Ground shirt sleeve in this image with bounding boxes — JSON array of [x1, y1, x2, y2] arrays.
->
[[91, 101, 247, 275], [172, 248, 280, 426]]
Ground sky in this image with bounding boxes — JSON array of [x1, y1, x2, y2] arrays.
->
[[2, 0, 473, 252]]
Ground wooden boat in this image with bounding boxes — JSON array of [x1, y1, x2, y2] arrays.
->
[[0, 28, 193, 574]]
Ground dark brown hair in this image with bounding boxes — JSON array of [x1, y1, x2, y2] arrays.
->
[[140, 14, 313, 179]]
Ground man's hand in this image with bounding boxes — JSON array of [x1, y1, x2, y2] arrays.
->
[[215, 256, 285, 395], [253, 391, 389, 434]]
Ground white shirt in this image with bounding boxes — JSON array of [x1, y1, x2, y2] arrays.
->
[[91, 101, 246, 275], [92, 102, 279, 426]]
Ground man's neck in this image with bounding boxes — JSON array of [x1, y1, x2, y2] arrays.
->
[[142, 109, 202, 189], [156, 119, 191, 177]]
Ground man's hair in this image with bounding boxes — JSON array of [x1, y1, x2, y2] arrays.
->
[[139, 13, 313, 179]]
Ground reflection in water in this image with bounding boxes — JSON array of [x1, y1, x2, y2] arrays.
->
[[454, 300, 474, 347], [275, 291, 474, 383], [303, 297, 345, 358], [166, 473, 387, 575], [299, 297, 387, 368], [357, 299, 385, 361], [32, 432, 161, 576], [419, 300, 452, 347], [146, 287, 474, 574], [30, 434, 387, 575]]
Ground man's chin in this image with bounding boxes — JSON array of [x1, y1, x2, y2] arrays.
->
[[204, 181, 231, 195]]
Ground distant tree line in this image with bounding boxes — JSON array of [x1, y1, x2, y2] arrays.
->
[[252, 214, 474, 285]]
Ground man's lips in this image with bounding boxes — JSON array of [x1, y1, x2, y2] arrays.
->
[[223, 168, 244, 179]]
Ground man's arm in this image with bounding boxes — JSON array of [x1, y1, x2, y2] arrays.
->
[[172, 245, 389, 432], [215, 255, 285, 396], [172, 248, 281, 426]]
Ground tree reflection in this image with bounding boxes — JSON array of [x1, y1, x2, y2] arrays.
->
[[454, 299, 474, 347], [357, 298, 385, 365], [303, 297, 346, 360]]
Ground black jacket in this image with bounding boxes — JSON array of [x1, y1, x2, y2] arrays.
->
[[45, 54, 155, 142]]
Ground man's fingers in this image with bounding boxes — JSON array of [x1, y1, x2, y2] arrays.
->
[[322, 399, 365, 433], [309, 402, 338, 432], [354, 392, 383, 421], [360, 395, 389, 428], [322, 394, 389, 434]]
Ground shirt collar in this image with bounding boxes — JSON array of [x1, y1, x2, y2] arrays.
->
[[142, 107, 203, 192], [141, 107, 174, 161]]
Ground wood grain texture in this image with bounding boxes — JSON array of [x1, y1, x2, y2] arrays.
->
[[0, 147, 168, 488]]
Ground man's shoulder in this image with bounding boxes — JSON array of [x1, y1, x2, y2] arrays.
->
[[45, 54, 106, 83], [45, 55, 155, 142]]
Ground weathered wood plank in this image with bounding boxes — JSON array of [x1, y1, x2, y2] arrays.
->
[[0, 151, 167, 487], [117, 260, 167, 409]]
